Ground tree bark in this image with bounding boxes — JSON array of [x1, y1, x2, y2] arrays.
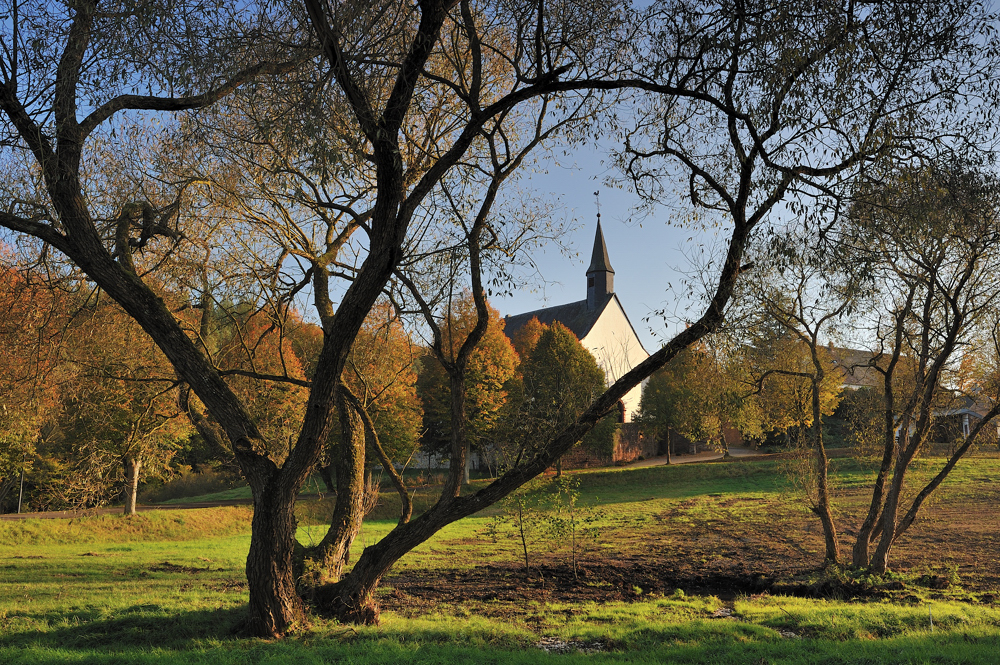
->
[[306, 388, 366, 582], [810, 377, 839, 563], [443, 373, 469, 499], [123, 456, 142, 516], [244, 482, 305, 637], [343, 385, 412, 524]]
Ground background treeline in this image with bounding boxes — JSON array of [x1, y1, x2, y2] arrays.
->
[[0, 269, 620, 513]]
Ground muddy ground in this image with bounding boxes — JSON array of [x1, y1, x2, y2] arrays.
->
[[382, 491, 1000, 615]]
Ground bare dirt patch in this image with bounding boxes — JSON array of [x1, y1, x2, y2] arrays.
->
[[382, 492, 1000, 615]]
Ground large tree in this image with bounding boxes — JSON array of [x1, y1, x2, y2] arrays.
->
[[0, 0, 990, 636], [56, 293, 191, 514], [638, 342, 758, 457], [0, 0, 634, 635]]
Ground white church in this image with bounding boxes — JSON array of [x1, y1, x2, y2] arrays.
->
[[504, 220, 650, 423]]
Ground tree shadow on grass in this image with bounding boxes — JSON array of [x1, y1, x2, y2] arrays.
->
[[0, 603, 247, 652]]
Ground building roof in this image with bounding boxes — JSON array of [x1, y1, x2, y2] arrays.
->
[[935, 393, 996, 419], [504, 292, 615, 341], [586, 219, 615, 275], [828, 346, 884, 389]]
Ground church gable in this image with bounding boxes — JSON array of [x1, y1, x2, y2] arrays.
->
[[580, 295, 648, 421], [580, 295, 649, 376]]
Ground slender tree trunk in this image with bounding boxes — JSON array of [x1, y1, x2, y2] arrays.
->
[[245, 484, 305, 637], [665, 428, 672, 464], [307, 389, 366, 581], [318, 464, 336, 493], [443, 373, 468, 498], [852, 324, 908, 568], [123, 456, 142, 516], [346, 385, 411, 524], [810, 377, 839, 563]]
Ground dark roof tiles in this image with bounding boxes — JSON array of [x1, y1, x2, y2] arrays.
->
[[503, 293, 614, 341]]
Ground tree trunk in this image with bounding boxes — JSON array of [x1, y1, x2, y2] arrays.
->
[[318, 464, 336, 493], [123, 456, 142, 516], [810, 377, 839, 563], [812, 439, 839, 564], [306, 389, 366, 582], [244, 484, 305, 637], [852, 333, 907, 568], [868, 446, 914, 574], [313, 500, 462, 624], [443, 373, 468, 499]]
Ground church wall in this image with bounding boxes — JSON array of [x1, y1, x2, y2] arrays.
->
[[580, 299, 649, 422]]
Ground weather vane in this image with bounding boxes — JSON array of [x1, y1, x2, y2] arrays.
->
[[594, 190, 601, 222]]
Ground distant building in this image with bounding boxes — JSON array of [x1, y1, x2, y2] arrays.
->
[[828, 345, 998, 446], [828, 345, 884, 391], [504, 219, 650, 422]]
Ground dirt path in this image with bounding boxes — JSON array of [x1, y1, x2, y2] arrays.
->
[[625, 446, 769, 468]]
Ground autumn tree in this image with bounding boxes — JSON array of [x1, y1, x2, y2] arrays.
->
[[53, 294, 191, 513], [209, 306, 310, 464], [737, 233, 856, 563], [417, 297, 517, 472], [500, 320, 608, 470], [747, 335, 842, 444], [638, 342, 758, 459], [0, 256, 67, 511]]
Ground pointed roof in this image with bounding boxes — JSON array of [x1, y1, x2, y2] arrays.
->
[[586, 219, 615, 275], [504, 293, 615, 341]]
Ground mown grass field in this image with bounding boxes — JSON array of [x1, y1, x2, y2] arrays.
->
[[2, 456, 1000, 663]]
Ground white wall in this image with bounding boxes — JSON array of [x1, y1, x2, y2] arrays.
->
[[581, 298, 650, 422]]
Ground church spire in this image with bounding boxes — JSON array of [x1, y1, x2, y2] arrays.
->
[[586, 202, 615, 310]]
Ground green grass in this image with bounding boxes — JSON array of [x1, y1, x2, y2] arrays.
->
[[3, 455, 1000, 663]]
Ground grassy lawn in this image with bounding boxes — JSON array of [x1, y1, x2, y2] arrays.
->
[[2, 456, 999, 663]]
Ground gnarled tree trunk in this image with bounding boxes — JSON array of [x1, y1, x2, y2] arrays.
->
[[245, 481, 305, 637], [306, 388, 366, 583]]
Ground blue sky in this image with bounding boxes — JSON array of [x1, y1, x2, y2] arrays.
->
[[493, 143, 717, 353]]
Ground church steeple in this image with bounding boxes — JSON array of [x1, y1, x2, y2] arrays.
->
[[586, 215, 615, 310]]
